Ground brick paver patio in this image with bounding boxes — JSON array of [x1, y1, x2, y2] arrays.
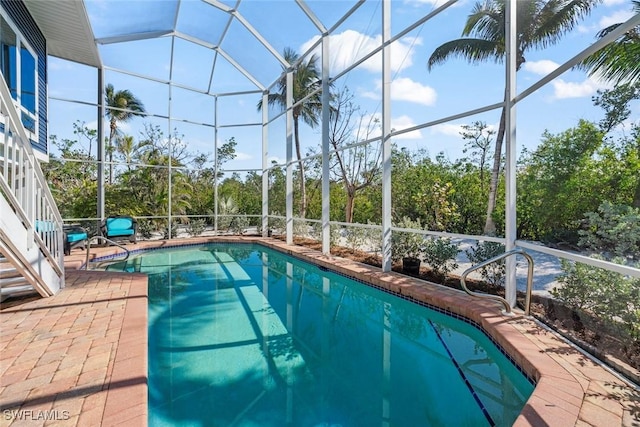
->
[[1, 237, 638, 426], [1, 269, 147, 426]]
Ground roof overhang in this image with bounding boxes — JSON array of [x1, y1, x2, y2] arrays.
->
[[24, 0, 101, 68]]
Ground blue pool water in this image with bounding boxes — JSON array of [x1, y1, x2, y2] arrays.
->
[[107, 244, 534, 426]]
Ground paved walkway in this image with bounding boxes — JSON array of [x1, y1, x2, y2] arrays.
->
[[1, 237, 638, 426], [0, 269, 147, 426]]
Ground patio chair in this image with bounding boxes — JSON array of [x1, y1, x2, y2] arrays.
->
[[35, 221, 88, 255], [100, 215, 137, 244], [63, 224, 89, 255]]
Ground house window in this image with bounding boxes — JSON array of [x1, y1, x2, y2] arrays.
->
[[0, 12, 38, 136]]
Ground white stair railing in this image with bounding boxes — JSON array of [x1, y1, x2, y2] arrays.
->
[[0, 73, 64, 297]]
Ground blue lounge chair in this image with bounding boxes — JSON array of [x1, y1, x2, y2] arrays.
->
[[63, 225, 88, 255], [100, 215, 137, 244], [35, 221, 88, 255]]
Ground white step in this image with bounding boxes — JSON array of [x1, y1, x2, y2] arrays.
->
[[0, 276, 30, 287], [0, 284, 34, 296], [0, 267, 18, 278]]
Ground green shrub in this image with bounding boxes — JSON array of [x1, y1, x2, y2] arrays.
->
[[552, 257, 640, 341], [137, 219, 154, 239], [268, 215, 286, 235], [364, 222, 382, 255], [345, 226, 367, 251], [391, 217, 424, 262], [330, 224, 341, 248], [422, 237, 459, 282], [186, 218, 206, 236], [229, 215, 249, 235], [465, 241, 506, 286], [578, 202, 640, 260], [217, 215, 233, 231], [292, 219, 309, 237], [163, 222, 178, 239]]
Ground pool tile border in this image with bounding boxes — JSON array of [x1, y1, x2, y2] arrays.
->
[[59, 236, 639, 427]]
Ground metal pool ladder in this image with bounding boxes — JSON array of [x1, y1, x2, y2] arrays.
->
[[460, 249, 534, 316], [83, 236, 131, 270]]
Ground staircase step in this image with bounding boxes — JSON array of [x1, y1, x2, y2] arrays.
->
[[0, 284, 34, 295], [1, 276, 31, 287], [0, 285, 37, 301], [0, 266, 19, 279]]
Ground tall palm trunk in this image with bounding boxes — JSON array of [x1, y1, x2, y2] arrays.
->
[[293, 117, 306, 218], [108, 120, 117, 185], [484, 105, 506, 235], [634, 141, 640, 208]]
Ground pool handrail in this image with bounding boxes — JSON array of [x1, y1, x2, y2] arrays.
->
[[83, 236, 131, 270], [460, 249, 534, 316]]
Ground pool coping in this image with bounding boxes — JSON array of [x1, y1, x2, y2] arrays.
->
[[59, 236, 640, 425]]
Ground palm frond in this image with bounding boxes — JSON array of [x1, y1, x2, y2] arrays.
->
[[578, 1, 640, 85], [428, 38, 502, 70], [581, 31, 640, 84], [528, 0, 600, 50]]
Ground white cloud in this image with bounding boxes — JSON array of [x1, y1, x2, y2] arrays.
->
[[403, 0, 466, 7], [525, 61, 613, 100], [430, 123, 464, 137], [360, 77, 437, 106], [603, 0, 626, 6], [391, 78, 437, 106], [301, 30, 422, 75], [427, 121, 498, 140], [551, 77, 610, 99], [361, 89, 379, 101], [576, 24, 593, 34], [235, 152, 252, 161], [343, 113, 423, 140], [599, 10, 635, 30], [523, 59, 559, 76], [391, 115, 423, 140]]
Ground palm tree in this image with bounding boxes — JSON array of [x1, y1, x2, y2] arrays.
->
[[257, 47, 322, 218], [105, 83, 146, 184], [580, 1, 640, 207], [116, 134, 152, 172], [580, 0, 640, 85], [428, 0, 598, 235]]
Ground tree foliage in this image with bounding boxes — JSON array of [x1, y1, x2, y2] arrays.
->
[[47, 77, 638, 253], [579, 1, 640, 85], [428, 0, 599, 235]]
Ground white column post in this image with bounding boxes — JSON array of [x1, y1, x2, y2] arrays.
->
[[167, 82, 173, 239], [321, 35, 331, 254], [214, 96, 219, 234], [381, 0, 392, 272], [262, 92, 269, 237], [97, 67, 105, 226], [504, 0, 518, 307], [285, 71, 294, 244]]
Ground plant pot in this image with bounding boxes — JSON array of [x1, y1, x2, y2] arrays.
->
[[402, 257, 421, 275]]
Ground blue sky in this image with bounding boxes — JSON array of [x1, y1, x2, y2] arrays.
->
[[47, 0, 639, 172]]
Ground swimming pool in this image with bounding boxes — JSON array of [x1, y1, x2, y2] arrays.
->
[[106, 243, 534, 426]]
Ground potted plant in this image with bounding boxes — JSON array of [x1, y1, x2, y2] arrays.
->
[[391, 217, 425, 274]]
